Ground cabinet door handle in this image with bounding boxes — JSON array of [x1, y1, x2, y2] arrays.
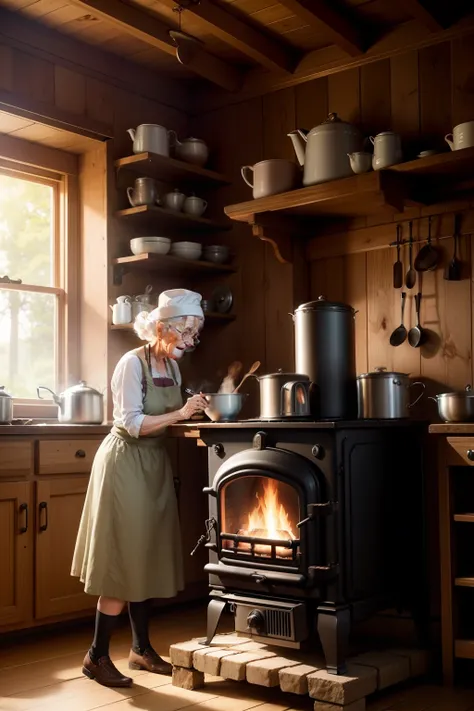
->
[[19, 503, 28, 534], [39, 501, 48, 532], [467, 450, 474, 461], [75, 449, 86, 458]]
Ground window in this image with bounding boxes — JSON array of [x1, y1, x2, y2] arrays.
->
[[0, 168, 66, 410]]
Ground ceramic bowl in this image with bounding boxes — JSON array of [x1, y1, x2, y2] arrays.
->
[[203, 247, 230, 264], [130, 237, 171, 256], [171, 241, 202, 260]]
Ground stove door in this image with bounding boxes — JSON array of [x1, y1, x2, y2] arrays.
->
[[208, 445, 327, 580]]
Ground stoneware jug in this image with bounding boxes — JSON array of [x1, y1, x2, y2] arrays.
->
[[127, 124, 173, 156], [183, 195, 208, 217], [241, 159, 299, 199], [126, 177, 158, 207], [110, 295, 132, 325], [370, 131, 402, 170], [445, 121, 474, 151]]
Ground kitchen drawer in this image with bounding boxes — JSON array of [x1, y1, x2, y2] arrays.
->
[[0, 440, 33, 477], [446, 437, 474, 466], [38, 439, 102, 475]]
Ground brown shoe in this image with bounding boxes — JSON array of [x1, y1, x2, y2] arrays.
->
[[82, 652, 133, 687], [129, 647, 172, 675]]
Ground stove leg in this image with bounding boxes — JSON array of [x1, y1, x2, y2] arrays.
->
[[317, 604, 350, 675], [200, 599, 227, 646]]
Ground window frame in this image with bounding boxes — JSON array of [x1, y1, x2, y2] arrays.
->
[[0, 158, 78, 418]]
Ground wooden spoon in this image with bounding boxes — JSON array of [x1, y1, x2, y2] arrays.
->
[[233, 361, 261, 393]]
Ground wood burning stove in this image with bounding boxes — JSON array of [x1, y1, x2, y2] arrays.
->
[[192, 421, 427, 675]]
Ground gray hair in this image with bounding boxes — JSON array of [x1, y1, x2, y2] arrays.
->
[[133, 312, 200, 343]]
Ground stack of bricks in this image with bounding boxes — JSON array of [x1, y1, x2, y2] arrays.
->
[[169, 634, 430, 711]]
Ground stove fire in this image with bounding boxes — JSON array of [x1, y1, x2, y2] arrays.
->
[[237, 479, 297, 558]]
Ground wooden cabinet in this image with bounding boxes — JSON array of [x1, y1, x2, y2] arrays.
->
[[438, 434, 474, 684], [38, 439, 101, 475], [35, 476, 96, 619], [0, 481, 33, 626], [0, 440, 33, 478]]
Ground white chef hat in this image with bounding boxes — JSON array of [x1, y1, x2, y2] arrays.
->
[[134, 288, 203, 342], [155, 289, 203, 320]]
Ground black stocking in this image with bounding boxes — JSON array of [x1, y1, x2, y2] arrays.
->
[[90, 610, 120, 661], [128, 600, 152, 654]]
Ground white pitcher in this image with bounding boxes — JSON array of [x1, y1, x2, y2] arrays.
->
[[127, 124, 174, 157], [110, 295, 132, 325], [445, 121, 474, 151], [370, 131, 402, 170]]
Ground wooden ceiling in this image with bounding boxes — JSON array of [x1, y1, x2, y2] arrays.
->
[[0, 0, 472, 91]]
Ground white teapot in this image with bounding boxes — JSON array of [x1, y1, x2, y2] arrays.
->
[[110, 295, 132, 325]]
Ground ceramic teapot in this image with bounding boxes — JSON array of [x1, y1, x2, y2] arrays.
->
[[174, 137, 209, 166], [288, 112, 362, 186], [110, 295, 132, 325], [127, 124, 174, 157]]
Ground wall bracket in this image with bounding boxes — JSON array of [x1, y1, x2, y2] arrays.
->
[[249, 215, 297, 264]]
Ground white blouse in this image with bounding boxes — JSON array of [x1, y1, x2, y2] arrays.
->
[[111, 350, 182, 438]]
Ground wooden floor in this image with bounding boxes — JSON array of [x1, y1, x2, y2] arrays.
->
[[1, 605, 474, 711]]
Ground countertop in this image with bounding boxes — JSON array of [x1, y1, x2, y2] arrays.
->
[[0, 423, 112, 436], [429, 424, 474, 434]]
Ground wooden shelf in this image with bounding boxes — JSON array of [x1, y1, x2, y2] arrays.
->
[[114, 152, 230, 187], [225, 170, 405, 223], [117, 204, 230, 231], [454, 514, 474, 523], [455, 577, 474, 587], [111, 312, 235, 332], [224, 148, 474, 265], [113, 253, 235, 283]]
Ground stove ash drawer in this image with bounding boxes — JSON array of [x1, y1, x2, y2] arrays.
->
[[233, 599, 307, 643]]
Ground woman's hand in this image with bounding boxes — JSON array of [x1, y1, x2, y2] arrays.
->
[[178, 393, 208, 420]]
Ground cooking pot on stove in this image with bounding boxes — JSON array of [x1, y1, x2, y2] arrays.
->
[[256, 372, 311, 420], [357, 367, 425, 419]]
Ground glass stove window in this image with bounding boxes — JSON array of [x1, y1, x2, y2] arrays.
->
[[221, 476, 300, 559]]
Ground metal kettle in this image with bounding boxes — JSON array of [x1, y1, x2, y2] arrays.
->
[[257, 372, 311, 419], [37, 381, 104, 424]]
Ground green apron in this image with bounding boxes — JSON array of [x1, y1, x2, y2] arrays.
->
[[71, 347, 184, 601]]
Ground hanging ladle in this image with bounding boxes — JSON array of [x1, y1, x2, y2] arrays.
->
[[414, 216, 439, 272], [389, 291, 407, 347], [408, 292, 426, 348], [233, 361, 261, 392]]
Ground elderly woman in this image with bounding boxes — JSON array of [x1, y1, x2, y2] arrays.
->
[[71, 289, 208, 688]]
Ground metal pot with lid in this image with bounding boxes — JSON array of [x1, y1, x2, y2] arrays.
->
[[292, 296, 357, 420], [0, 386, 13, 424], [430, 385, 474, 423], [37, 381, 104, 424], [288, 112, 362, 186], [357, 367, 425, 419]]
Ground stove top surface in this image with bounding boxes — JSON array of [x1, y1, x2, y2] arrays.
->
[[184, 418, 427, 429]]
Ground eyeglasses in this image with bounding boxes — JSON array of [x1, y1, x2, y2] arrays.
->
[[171, 325, 201, 344]]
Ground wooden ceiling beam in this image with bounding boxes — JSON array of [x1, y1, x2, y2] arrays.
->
[[155, 0, 297, 73], [69, 0, 243, 91], [396, 0, 445, 32], [276, 0, 364, 56]]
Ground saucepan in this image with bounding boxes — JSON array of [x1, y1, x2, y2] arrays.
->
[[430, 385, 474, 423], [185, 389, 246, 422]]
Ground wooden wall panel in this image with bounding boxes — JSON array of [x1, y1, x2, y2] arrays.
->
[[295, 76, 328, 130], [451, 36, 474, 126], [327, 68, 361, 124], [419, 42, 452, 152], [360, 60, 391, 138], [390, 51, 420, 157]]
